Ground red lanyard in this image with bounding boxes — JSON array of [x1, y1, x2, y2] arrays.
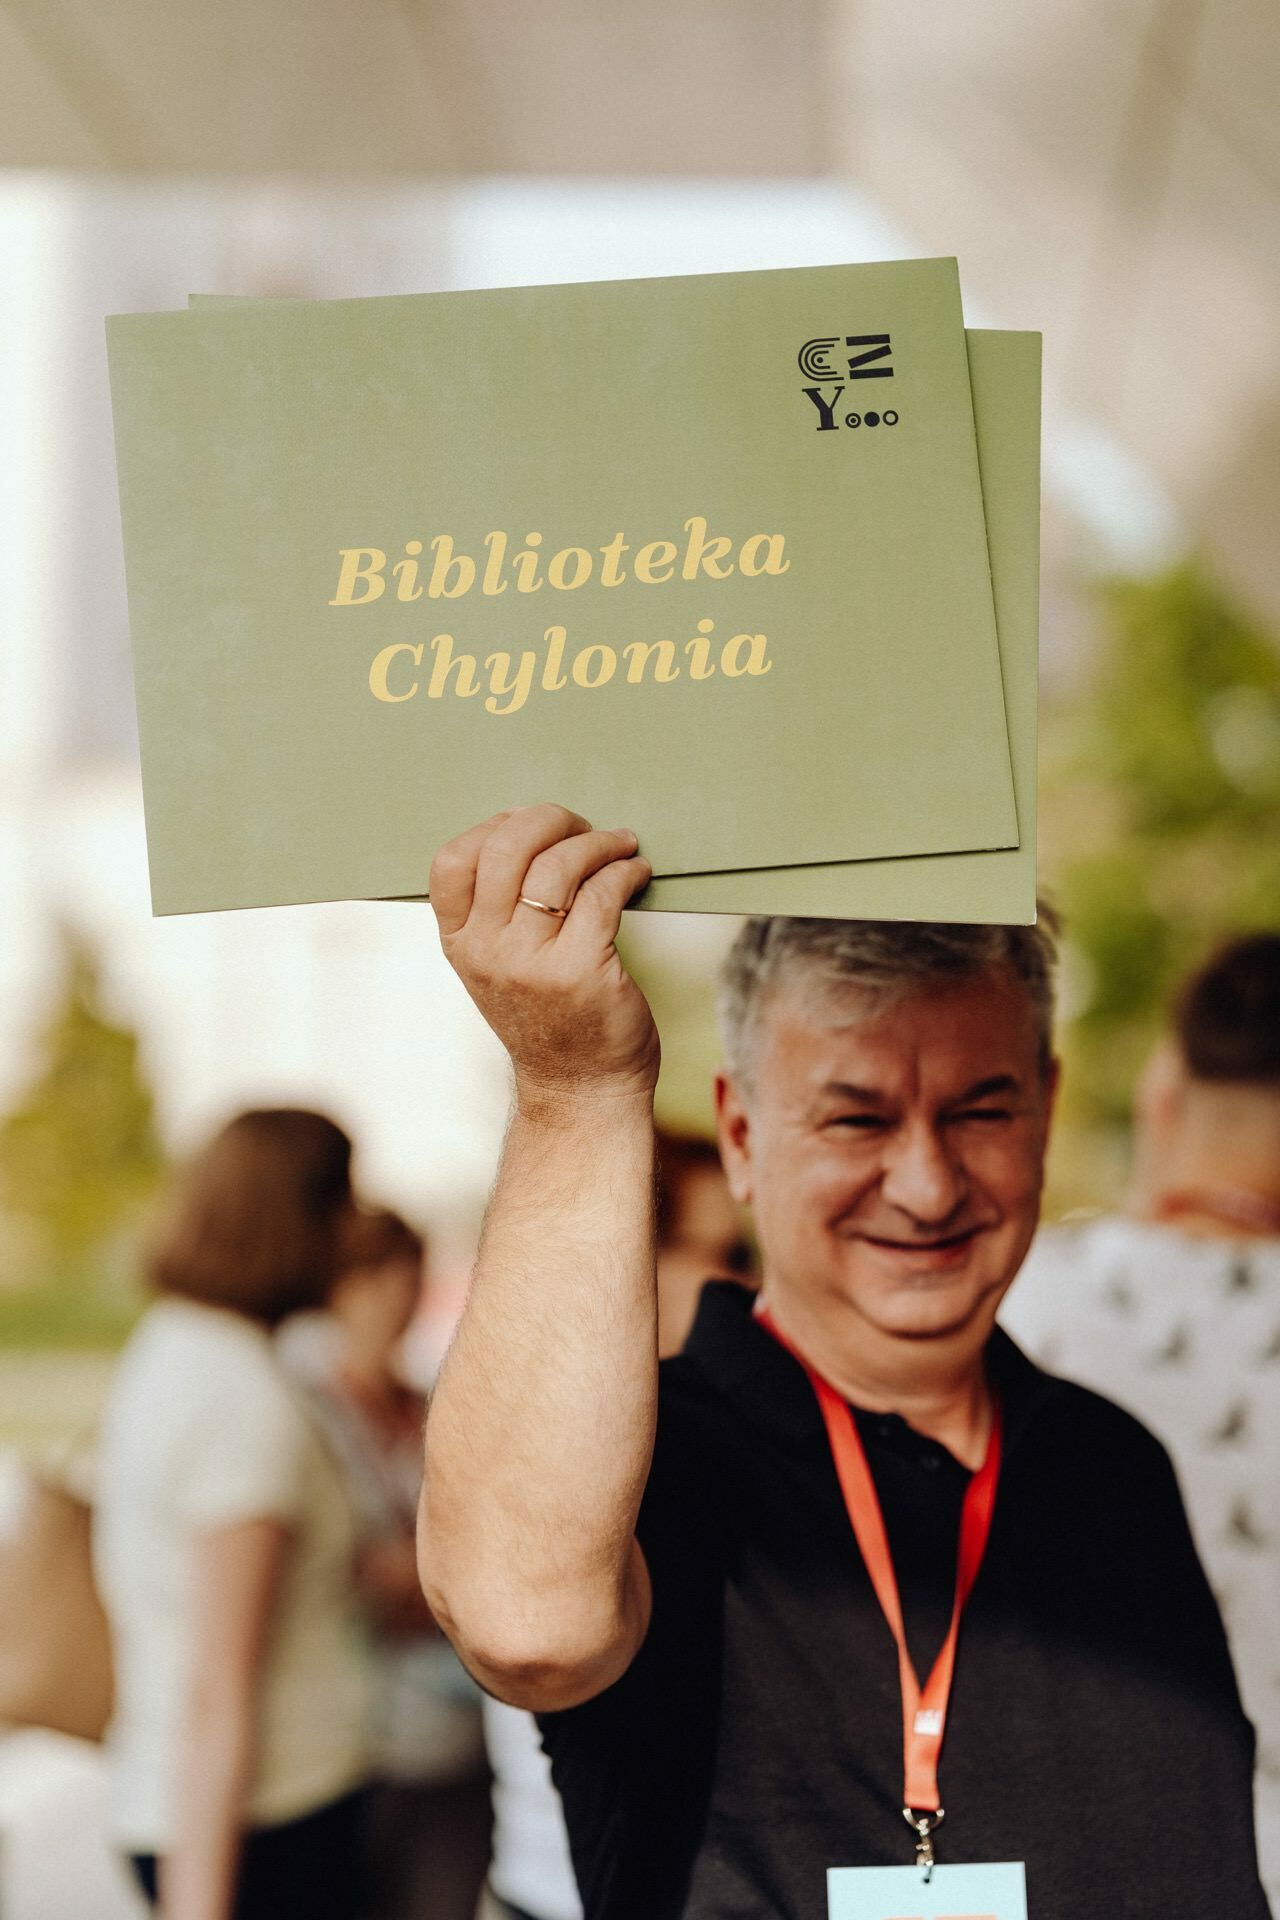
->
[[758, 1307, 1002, 1834]]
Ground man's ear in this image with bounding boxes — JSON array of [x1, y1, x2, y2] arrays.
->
[[714, 1070, 755, 1206]]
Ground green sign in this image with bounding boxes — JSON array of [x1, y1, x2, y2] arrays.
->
[[110, 259, 1017, 913]]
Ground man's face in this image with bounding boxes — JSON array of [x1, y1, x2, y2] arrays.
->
[[716, 965, 1056, 1352]]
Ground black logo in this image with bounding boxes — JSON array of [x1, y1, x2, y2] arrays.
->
[[798, 338, 842, 380], [798, 335, 893, 381], [798, 333, 899, 433]]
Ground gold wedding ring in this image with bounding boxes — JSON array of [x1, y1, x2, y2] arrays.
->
[[517, 895, 569, 918]]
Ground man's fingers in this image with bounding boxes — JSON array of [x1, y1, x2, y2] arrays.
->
[[429, 810, 516, 934], [432, 804, 644, 960], [470, 804, 592, 927], [558, 855, 653, 957], [520, 828, 640, 924]]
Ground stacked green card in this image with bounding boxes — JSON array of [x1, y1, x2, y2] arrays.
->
[[107, 259, 1038, 923]]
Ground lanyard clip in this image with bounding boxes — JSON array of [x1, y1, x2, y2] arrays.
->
[[903, 1807, 944, 1883]]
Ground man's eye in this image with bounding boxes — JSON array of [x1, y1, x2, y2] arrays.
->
[[828, 1114, 889, 1130], [953, 1107, 1012, 1124]]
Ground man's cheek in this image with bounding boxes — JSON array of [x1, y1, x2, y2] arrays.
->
[[979, 1134, 1042, 1195]]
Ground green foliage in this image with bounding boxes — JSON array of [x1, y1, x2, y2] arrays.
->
[[1043, 563, 1280, 1202], [1091, 569, 1280, 834], [0, 1258, 145, 1349], [0, 932, 162, 1341]]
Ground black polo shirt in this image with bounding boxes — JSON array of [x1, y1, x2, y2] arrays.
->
[[539, 1282, 1267, 1919]]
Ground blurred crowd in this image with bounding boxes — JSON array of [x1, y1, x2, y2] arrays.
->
[[0, 1106, 755, 1920], [1, 926, 1278, 1917]]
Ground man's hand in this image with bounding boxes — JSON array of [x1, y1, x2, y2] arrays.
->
[[430, 803, 660, 1104]]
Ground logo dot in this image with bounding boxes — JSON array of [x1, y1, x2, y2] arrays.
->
[[884, 410, 899, 426], [865, 411, 880, 427], [845, 413, 861, 429]]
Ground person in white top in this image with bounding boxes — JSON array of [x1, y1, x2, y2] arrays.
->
[[1002, 932, 1280, 1907], [95, 1109, 373, 1920], [288, 1206, 491, 1920]]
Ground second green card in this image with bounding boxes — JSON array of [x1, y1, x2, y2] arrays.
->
[[642, 329, 1041, 923]]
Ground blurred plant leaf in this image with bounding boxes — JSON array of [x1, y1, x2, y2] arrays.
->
[[1043, 562, 1280, 1207], [0, 930, 164, 1270]]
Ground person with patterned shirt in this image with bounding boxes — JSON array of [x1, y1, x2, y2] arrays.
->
[[1004, 931, 1280, 1908]]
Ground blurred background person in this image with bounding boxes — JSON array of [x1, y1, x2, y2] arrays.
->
[[1003, 932, 1280, 1905], [93, 1108, 373, 1920], [289, 1206, 490, 1920], [652, 1129, 755, 1357], [478, 1128, 752, 1920]]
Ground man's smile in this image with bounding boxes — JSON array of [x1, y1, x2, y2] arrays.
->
[[846, 1221, 994, 1270]]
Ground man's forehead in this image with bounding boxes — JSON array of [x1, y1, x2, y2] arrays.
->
[[755, 966, 1039, 1076]]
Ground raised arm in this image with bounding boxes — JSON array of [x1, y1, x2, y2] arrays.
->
[[417, 804, 660, 1711]]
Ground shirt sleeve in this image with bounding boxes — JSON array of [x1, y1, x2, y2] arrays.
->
[[173, 1348, 312, 1532]]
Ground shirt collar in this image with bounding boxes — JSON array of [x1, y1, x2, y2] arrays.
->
[[677, 1279, 1057, 1457]]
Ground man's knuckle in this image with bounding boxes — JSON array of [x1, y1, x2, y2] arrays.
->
[[482, 820, 518, 855], [528, 849, 574, 892], [576, 885, 610, 918], [516, 801, 570, 837]]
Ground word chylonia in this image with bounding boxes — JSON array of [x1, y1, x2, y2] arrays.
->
[[329, 517, 789, 605], [369, 620, 772, 716]]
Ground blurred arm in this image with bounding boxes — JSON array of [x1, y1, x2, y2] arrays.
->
[[160, 1518, 289, 1920]]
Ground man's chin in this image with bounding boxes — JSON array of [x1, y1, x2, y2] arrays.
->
[[884, 1307, 992, 1344], [850, 1268, 1010, 1344]]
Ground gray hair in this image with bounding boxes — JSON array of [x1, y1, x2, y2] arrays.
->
[[718, 907, 1061, 1089]]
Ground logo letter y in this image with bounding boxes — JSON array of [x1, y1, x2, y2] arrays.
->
[[802, 385, 844, 431]]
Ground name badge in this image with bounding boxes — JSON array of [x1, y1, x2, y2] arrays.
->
[[828, 1861, 1028, 1920]]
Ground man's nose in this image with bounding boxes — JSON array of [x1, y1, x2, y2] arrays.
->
[[878, 1121, 969, 1224]]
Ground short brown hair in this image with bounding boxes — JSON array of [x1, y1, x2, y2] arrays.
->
[[1174, 934, 1280, 1084], [149, 1109, 354, 1325], [341, 1206, 425, 1272]]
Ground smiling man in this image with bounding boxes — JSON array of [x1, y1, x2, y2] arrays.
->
[[417, 806, 1267, 1920]]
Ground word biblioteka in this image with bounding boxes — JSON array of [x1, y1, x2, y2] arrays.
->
[[331, 516, 786, 715], [329, 517, 790, 605]]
